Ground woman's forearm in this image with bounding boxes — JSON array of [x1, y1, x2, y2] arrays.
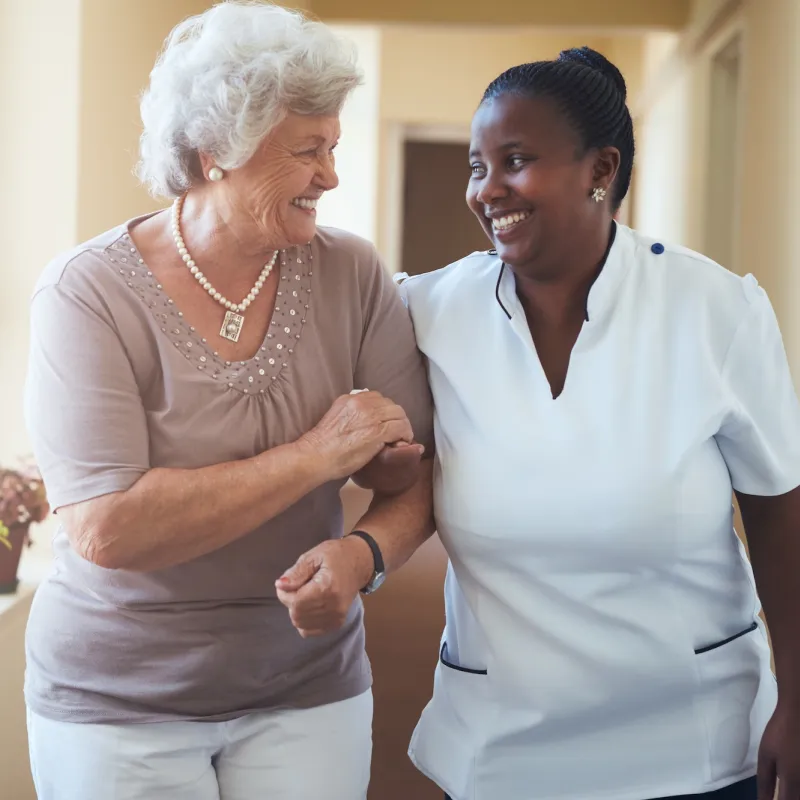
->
[[63, 439, 328, 572]]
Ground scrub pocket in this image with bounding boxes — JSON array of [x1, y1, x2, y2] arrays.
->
[[694, 621, 776, 784], [440, 642, 488, 675], [409, 641, 492, 800]]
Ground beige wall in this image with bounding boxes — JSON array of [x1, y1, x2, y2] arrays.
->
[[312, 0, 691, 29], [379, 28, 632, 127], [77, 0, 217, 241], [0, 0, 81, 468], [634, 33, 702, 248], [635, 0, 800, 375], [738, 0, 800, 368]]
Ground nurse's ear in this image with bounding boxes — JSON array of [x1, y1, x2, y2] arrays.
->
[[589, 146, 621, 203]]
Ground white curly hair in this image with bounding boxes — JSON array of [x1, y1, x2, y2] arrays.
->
[[136, 1, 363, 198]]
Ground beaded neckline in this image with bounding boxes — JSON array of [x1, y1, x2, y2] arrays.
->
[[105, 227, 313, 396]]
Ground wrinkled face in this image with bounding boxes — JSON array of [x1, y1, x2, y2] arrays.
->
[[467, 93, 615, 277], [209, 112, 341, 248]]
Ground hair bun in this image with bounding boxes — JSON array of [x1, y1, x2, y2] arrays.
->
[[558, 47, 627, 99]]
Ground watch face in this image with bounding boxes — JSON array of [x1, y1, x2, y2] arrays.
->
[[364, 571, 386, 595]]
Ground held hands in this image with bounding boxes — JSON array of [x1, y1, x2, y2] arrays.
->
[[275, 536, 374, 638], [353, 441, 425, 496], [299, 391, 421, 482]]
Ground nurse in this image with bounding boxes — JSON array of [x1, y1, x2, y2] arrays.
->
[[398, 48, 800, 800]]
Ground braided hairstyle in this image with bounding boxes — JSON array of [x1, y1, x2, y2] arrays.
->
[[482, 47, 634, 210]]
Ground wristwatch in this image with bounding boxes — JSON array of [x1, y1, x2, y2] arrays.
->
[[347, 530, 386, 595]]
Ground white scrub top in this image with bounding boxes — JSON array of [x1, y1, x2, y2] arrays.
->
[[399, 224, 800, 800]]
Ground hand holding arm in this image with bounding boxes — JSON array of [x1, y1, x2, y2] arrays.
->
[[351, 441, 425, 496], [60, 391, 414, 572], [276, 457, 434, 637]]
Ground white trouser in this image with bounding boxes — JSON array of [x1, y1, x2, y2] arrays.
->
[[27, 690, 372, 800]]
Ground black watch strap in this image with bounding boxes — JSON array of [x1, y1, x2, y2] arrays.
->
[[347, 530, 385, 582]]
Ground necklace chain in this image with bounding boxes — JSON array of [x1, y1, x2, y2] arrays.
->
[[171, 195, 278, 315]]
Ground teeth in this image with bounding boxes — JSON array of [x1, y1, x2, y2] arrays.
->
[[292, 197, 318, 210], [492, 211, 530, 231]]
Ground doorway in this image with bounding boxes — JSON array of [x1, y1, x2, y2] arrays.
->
[[401, 140, 491, 276]]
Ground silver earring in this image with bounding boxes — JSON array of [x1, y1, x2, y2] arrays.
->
[[591, 187, 607, 203], [208, 166, 224, 182]]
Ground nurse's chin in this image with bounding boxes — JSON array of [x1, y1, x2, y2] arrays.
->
[[491, 243, 536, 269]]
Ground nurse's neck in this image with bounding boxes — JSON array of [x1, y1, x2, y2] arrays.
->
[[512, 220, 614, 325]]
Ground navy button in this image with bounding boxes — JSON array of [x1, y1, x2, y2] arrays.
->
[[651, 242, 665, 255]]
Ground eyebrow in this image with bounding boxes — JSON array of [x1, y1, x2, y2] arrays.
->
[[469, 141, 526, 159], [296, 135, 327, 145]]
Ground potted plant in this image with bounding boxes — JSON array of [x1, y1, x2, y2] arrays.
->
[[0, 462, 49, 594]]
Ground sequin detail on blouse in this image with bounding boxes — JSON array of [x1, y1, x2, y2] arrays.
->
[[106, 232, 313, 396]]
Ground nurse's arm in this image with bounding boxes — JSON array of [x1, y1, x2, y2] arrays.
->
[[736, 485, 800, 799], [351, 441, 425, 496], [739, 487, 800, 701], [275, 458, 435, 637]]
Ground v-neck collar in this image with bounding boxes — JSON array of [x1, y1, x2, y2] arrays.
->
[[496, 222, 633, 328]]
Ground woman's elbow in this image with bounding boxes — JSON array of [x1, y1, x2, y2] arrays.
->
[[68, 522, 125, 569], [61, 501, 131, 570]]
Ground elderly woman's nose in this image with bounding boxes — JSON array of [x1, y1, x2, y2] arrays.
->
[[318, 157, 339, 191]]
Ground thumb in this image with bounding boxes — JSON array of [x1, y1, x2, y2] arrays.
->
[[276, 553, 320, 592]]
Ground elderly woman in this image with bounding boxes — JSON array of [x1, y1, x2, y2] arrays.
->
[[23, 3, 433, 799]]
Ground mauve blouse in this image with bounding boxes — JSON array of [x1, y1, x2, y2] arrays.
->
[[23, 216, 433, 723]]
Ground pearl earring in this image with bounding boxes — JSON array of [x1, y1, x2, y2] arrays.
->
[[208, 167, 224, 182], [591, 187, 607, 203]]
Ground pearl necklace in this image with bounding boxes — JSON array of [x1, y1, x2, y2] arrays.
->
[[171, 194, 279, 343]]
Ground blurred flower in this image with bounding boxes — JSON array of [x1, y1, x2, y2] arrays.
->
[[0, 461, 49, 536]]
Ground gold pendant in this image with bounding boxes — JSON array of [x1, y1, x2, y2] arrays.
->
[[220, 310, 244, 342]]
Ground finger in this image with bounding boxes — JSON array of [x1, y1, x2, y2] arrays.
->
[[275, 587, 296, 609], [276, 555, 320, 592], [297, 628, 327, 639], [292, 608, 341, 632], [757, 751, 777, 800], [348, 392, 406, 418], [382, 418, 414, 444], [289, 573, 334, 612], [376, 444, 424, 465], [345, 390, 386, 407]]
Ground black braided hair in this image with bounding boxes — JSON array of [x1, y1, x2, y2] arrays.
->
[[482, 47, 635, 210]]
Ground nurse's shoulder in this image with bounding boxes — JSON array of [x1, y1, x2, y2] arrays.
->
[[393, 249, 500, 318], [626, 225, 766, 333]]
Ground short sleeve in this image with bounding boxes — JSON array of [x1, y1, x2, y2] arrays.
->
[[24, 283, 150, 511], [354, 258, 434, 452], [715, 289, 800, 496]]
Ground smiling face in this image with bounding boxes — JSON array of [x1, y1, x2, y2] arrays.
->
[[204, 112, 341, 248], [467, 93, 616, 279]]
